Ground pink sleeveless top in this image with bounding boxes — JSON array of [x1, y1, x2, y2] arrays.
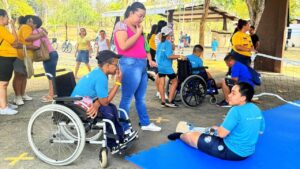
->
[[113, 21, 147, 59]]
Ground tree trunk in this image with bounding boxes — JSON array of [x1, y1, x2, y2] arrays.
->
[[246, 0, 266, 30], [199, 0, 210, 46]]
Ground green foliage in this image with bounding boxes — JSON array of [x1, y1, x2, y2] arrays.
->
[[1, 0, 35, 16], [213, 0, 249, 19], [290, 0, 300, 20]]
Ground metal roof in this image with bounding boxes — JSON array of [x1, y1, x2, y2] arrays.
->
[[102, 2, 238, 22]]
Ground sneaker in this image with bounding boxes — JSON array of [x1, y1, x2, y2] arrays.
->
[[22, 94, 33, 101], [216, 100, 231, 108], [141, 123, 161, 131], [161, 102, 169, 108], [166, 101, 179, 108], [14, 96, 24, 106], [8, 103, 18, 110], [156, 92, 160, 98], [0, 107, 18, 115], [123, 130, 138, 143]]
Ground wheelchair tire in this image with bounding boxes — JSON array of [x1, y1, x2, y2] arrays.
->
[[180, 75, 207, 107], [210, 96, 217, 104], [99, 147, 108, 168], [166, 78, 181, 102], [28, 104, 86, 166], [60, 125, 102, 142]]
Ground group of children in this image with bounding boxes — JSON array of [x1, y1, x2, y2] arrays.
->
[[155, 26, 211, 108]]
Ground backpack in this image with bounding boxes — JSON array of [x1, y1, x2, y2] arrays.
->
[[248, 66, 261, 86]]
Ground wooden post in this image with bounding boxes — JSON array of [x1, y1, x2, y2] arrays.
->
[[255, 0, 289, 73], [222, 15, 227, 31], [168, 10, 174, 23], [199, 0, 210, 46]]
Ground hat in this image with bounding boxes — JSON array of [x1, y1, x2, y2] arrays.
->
[[161, 26, 172, 36], [96, 50, 121, 64]]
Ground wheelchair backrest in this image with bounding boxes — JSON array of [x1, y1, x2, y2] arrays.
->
[[177, 60, 193, 83], [54, 72, 76, 97]]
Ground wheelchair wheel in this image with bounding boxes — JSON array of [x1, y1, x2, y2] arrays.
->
[[28, 104, 86, 166], [166, 78, 181, 102], [180, 75, 207, 107], [99, 147, 108, 168], [210, 96, 217, 104], [60, 124, 102, 142]]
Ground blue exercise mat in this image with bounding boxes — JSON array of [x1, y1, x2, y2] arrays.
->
[[126, 102, 300, 169]]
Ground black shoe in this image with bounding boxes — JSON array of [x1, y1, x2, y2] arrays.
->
[[216, 100, 231, 108], [167, 132, 183, 141]]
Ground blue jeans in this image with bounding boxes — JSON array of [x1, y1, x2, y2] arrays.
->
[[43, 51, 59, 79], [119, 57, 150, 130]]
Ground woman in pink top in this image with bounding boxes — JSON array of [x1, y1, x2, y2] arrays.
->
[[27, 16, 59, 102], [114, 2, 161, 132]]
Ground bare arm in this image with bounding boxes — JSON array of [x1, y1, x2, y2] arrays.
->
[[212, 126, 230, 138], [106, 39, 110, 49], [98, 69, 122, 106]]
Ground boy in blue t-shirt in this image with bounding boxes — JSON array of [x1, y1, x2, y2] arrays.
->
[[156, 26, 181, 108], [217, 54, 254, 107], [211, 38, 219, 60], [168, 82, 265, 161], [186, 44, 212, 80], [71, 50, 137, 152]]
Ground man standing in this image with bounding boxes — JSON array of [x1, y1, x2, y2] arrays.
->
[[249, 26, 260, 50]]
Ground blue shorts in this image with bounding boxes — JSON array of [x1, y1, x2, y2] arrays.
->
[[197, 133, 247, 161], [43, 51, 59, 79], [76, 50, 89, 63]]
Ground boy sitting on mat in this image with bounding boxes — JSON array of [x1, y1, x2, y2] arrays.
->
[[168, 82, 265, 161]]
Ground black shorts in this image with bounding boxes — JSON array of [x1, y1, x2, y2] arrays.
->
[[158, 73, 177, 80], [197, 133, 247, 161], [0, 56, 16, 81]]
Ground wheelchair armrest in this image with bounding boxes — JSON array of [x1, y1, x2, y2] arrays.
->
[[53, 96, 83, 102], [191, 66, 208, 71]]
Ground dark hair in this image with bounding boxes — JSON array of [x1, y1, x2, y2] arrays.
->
[[18, 15, 34, 25], [156, 20, 167, 34], [193, 44, 203, 53], [147, 24, 157, 41], [32, 16, 42, 28], [250, 25, 255, 29], [100, 30, 105, 33], [237, 19, 248, 30], [98, 58, 114, 67], [124, 2, 146, 19], [224, 53, 235, 61], [0, 9, 7, 17], [236, 82, 254, 102]]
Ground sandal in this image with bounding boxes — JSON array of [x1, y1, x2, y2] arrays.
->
[[40, 95, 53, 103]]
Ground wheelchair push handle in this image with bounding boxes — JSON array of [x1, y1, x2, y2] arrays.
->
[[33, 68, 68, 78]]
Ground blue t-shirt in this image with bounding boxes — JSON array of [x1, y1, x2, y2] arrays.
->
[[221, 103, 265, 157], [156, 40, 174, 74], [186, 54, 203, 74], [71, 67, 108, 99], [231, 62, 254, 87], [211, 40, 219, 51]]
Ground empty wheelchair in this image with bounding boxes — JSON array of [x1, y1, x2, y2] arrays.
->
[[167, 60, 218, 107], [27, 71, 138, 168]]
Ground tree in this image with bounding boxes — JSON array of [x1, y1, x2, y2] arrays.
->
[[199, 0, 210, 46], [245, 0, 265, 29]]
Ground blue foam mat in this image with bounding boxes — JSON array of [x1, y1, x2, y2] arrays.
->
[[126, 102, 300, 169]]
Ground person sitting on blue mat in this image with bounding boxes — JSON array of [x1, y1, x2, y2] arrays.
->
[[168, 82, 265, 161], [216, 54, 254, 107]]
